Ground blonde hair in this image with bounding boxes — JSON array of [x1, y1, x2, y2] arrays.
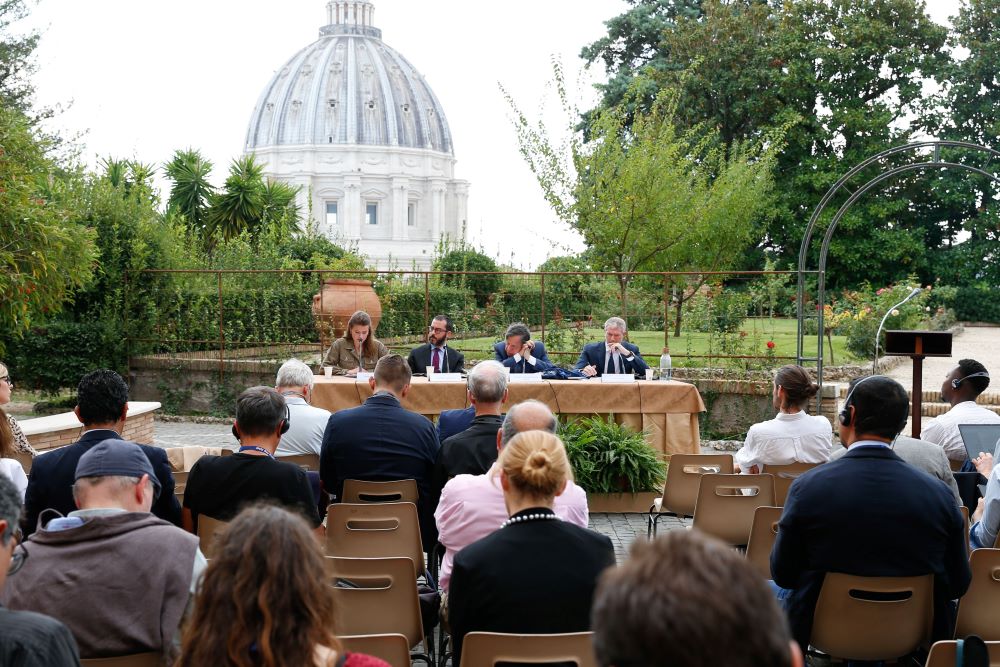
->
[[498, 431, 571, 499]]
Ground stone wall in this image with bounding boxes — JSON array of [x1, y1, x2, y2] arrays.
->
[[19, 402, 160, 452], [129, 357, 282, 415], [689, 378, 838, 439]]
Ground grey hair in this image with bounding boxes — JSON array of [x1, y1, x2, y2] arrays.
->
[[504, 322, 531, 343], [276, 358, 315, 390], [72, 475, 144, 505], [500, 399, 558, 446], [468, 360, 508, 403], [604, 317, 627, 333], [0, 474, 20, 545]]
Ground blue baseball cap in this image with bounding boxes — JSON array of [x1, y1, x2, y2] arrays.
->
[[75, 439, 161, 499]]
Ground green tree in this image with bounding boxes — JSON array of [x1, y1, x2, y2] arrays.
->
[[206, 155, 300, 247], [0, 0, 40, 115], [434, 247, 501, 307], [164, 148, 215, 238]]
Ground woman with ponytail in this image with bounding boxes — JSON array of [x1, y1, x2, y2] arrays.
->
[[447, 430, 615, 665]]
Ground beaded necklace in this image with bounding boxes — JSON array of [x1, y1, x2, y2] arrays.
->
[[500, 511, 560, 529]]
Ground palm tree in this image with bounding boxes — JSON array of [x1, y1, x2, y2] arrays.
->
[[207, 155, 265, 242], [261, 178, 301, 239], [164, 149, 214, 236]]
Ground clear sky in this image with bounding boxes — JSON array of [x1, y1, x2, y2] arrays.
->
[[25, 0, 961, 269]]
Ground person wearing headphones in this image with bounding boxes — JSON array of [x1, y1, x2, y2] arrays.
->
[[771, 375, 970, 652], [920, 359, 1000, 464], [182, 387, 323, 541], [407, 314, 465, 375]]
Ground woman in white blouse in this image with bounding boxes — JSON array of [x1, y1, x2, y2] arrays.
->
[[735, 365, 833, 474]]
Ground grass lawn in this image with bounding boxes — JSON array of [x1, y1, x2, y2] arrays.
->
[[455, 317, 853, 367]]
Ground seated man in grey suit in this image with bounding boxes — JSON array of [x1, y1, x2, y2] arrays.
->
[[493, 323, 554, 373], [574, 317, 649, 377]]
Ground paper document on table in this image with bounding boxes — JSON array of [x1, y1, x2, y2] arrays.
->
[[508, 374, 543, 383], [601, 374, 636, 383], [428, 373, 463, 382]]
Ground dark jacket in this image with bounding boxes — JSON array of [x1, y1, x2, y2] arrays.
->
[[493, 341, 555, 373], [573, 341, 649, 377], [432, 414, 504, 496], [448, 508, 616, 666], [437, 407, 475, 443], [771, 444, 971, 649], [320, 393, 440, 545], [23, 430, 180, 536], [407, 343, 464, 375]]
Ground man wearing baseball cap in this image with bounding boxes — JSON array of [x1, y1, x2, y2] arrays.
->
[[0, 439, 204, 661]]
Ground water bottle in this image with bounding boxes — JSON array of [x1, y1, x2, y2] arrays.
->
[[659, 347, 672, 381]]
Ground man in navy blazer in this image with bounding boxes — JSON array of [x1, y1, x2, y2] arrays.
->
[[320, 354, 440, 545], [438, 406, 476, 442], [23, 369, 180, 535], [574, 317, 649, 377], [493, 323, 555, 373], [407, 314, 464, 375], [771, 375, 971, 650]]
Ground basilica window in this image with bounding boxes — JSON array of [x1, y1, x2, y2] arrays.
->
[[366, 202, 378, 225], [325, 202, 338, 227], [407, 202, 417, 227]]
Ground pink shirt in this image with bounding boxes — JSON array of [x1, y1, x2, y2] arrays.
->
[[434, 463, 589, 591]]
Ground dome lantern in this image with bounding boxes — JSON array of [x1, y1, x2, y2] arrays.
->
[[322, 0, 381, 39]]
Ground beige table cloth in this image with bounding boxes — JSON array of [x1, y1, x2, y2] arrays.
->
[[311, 377, 705, 457]]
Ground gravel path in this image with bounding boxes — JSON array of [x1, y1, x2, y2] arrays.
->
[[882, 325, 1000, 397]]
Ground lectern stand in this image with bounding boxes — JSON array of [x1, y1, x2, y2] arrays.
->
[[883, 330, 952, 437]]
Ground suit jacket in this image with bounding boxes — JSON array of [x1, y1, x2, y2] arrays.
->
[[771, 445, 971, 649], [23, 430, 181, 536], [431, 414, 504, 497], [573, 341, 649, 377], [320, 393, 441, 545], [407, 343, 464, 375], [437, 406, 476, 443], [493, 341, 555, 373], [448, 509, 616, 666]]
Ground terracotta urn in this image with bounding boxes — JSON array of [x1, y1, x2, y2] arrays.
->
[[312, 279, 382, 351]]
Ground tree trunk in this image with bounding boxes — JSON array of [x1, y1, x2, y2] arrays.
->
[[674, 297, 683, 338]]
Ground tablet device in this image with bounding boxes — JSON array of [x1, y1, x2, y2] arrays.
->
[[959, 424, 1000, 463]]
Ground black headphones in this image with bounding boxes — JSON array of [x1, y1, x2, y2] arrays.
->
[[839, 375, 908, 434], [952, 371, 990, 390], [231, 404, 291, 441]]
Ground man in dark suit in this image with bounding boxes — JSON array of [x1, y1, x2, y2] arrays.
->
[[23, 369, 180, 535], [574, 317, 649, 377], [493, 323, 555, 373], [407, 314, 464, 375], [771, 375, 971, 650], [320, 354, 440, 545], [437, 406, 475, 442]]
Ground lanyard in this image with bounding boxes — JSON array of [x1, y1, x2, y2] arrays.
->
[[238, 446, 275, 460]]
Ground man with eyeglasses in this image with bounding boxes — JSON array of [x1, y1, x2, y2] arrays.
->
[[0, 474, 81, 666], [407, 314, 465, 375]]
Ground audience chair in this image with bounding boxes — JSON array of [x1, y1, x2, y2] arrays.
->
[[956, 549, 1000, 640], [80, 654, 161, 667], [761, 461, 820, 506], [926, 640, 1000, 666], [340, 634, 411, 667], [325, 556, 430, 663], [196, 515, 229, 560], [745, 506, 783, 578], [459, 631, 597, 667], [325, 501, 426, 576], [691, 473, 775, 547], [276, 452, 320, 470], [647, 454, 733, 537], [809, 573, 933, 662], [342, 478, 419, 504]]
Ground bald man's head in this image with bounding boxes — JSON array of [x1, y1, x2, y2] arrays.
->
[[500, 399, 558, 446]]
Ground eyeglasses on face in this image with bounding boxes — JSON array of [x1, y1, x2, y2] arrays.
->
[[429, 327, 448, 334], [8, 541, 27, 576]]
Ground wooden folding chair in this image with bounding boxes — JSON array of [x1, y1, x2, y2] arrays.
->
[[691, 473, 775, 546], [647, 454, 733, 537], [276, 453, 320, 470], [80, 654, 162, 666], [459, 631, 597, 667], [925, 640, 1000, 666], [339, 634, 411, 667], [810, 573, 933, 662], [745, 506, 782, 578], [956, 548, 1000, 640], [325, 501, 425, 575], [342, 478, 418, 504], [196, 515, 229, 560], [761, 461, 820, 506]]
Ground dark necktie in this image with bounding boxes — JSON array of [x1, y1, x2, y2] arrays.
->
[[433, 348, 441, 372]]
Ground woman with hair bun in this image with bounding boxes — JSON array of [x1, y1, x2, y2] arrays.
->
[[447, 430, 615, 666], [734, 364, 833, 474]]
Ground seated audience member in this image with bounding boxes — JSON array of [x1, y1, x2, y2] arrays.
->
[[435, 399, 589, 592], [735, 365, 832, 473], [433, 361, 508, 490], [921, 359, 1000, 463], [772, 375, 971, 649], [274, 358, 332, 457], [2, 440, 203, 661], [320, 354, 439, 545], [448, 430, 615, 665], [0, 475, 81, 666], [407, 314, 465, 374], [970, 453, 1000, 548], [24, 369, 179, 535], [183, 387, 322, 537], [177, 504, 389, 667], [575, 317, 649, 377], [0, 361, 37, 457], [322, 310, 389, 376], [593, 530, 802, 667], [0, 409, 27, 500], [438, 406, 475, 442], [494, 323, 554, 373]]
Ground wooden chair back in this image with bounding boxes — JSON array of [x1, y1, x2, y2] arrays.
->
[[326, 556, 424, 649], [339, 634, 411, 667], [810, 573, 933, 662], [276, 453, 320, 470], [196, 515, 229, 559], [80, 654, 162, 667], [762, 461, 820, 506], [956, 548, 1000, 640], [459, 632, 597, 667], [691, 474, 775, 546], [342, 478, 418, 504], [745, 506, 783, 578], [925, 640, 1000, 666], [661, 454, 733, 517], [325, 502, 425, 574]]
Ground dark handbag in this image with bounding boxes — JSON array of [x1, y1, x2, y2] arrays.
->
[[956, 635, 989, 667]]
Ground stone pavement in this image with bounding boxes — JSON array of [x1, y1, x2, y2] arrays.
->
[[588, 512, 686, 562], [883, 325, 1000, 397]]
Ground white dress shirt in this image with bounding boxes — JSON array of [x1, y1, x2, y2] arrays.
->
[[0, 458, 27, 500], [920, 400, 1000, 461], [274, 396, 332, 457], [735, 411, 833, 472]]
